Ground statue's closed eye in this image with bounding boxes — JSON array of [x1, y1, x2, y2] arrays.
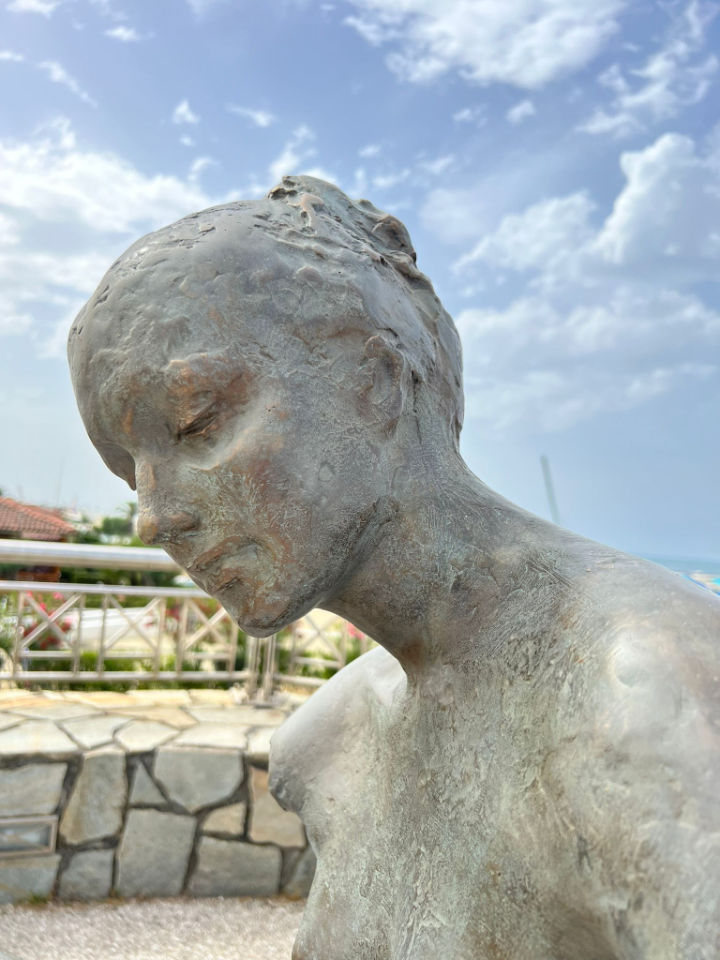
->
[[176, 408, 218, 440]]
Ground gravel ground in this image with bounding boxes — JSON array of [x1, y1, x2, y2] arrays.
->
[[0, 897, 304, 960]]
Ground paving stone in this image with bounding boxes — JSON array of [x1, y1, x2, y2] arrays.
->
[[114, 720, 177, 752], [129, 762, 166, 806], [187, 689, 236, 704], [0, 721, 77, 757], [0, 715, 21, 732], [187, 706, 286, 726], [173, 723, 248, 750], [249, 767, 305, 847], [116, 809, 195, 898], [188, 837, 281, 897], [128, 690, 191, 704], [65, 692, 145, 708], [202, 802, 246, 836], [246, 726, 275, 763], [0, 855, 60, 904], [58, 849, 113, 901], [60, 748, 126, 844], [0, 763, 66, 816], [282, 846, 317, 899], [13, 703, 98, 721], [154, 747, 243, 813], [106, 707, 195, 728], [60, 715, 128, 750]]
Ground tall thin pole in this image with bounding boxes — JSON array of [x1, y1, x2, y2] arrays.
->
[[540, 454, 561, 525]]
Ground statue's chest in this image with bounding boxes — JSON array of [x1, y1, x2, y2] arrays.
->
[[295, 710, 559, 960]]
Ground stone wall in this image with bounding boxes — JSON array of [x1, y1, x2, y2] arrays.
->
[[0, 691, 315, 904]]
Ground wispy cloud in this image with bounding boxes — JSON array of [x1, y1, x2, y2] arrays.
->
[[38, 61, 97, 106], [344, 0, 626, 89], [452, 131, 720, 430], [7, 0, 60, 14], [507, 99, 535, 124], [578, 0, 718, 137], [359, 143, 381, 158], [105, 25, 141, 42], [188, 155, 216, 182], [226, 104, 276, 128], [172, 99, 200, 124], [0, 50, 25, 62]]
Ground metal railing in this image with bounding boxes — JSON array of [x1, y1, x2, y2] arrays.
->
[[0, 538, 373, 696]]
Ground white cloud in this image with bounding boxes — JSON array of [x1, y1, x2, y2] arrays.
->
[[0, 117, 218, 234], [579, 1, 718, 137], [457, 193, 596, 275], [185, 0, 226, 14], [418, 154, 454, 176], [38, 60, 97, 106], [344, 0, 626, 89], [372, 167, 411, 189], [507, 99, 536, 124], [180, 135, 195, 147], [268, 125, 318, 183], [226, 104, 276, 128], [172, 99, 200, 124], [188, 155, 216, 182], [359, 142, 381, 157], [7, 0, 60, 14], [105, 25, 140, 42], [595, 132, 720, 273], [0, 50, 25, 61], [452, 104, 487, 126], [453, 130, 720, 430]]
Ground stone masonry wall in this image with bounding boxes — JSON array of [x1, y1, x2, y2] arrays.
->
[[0, 691, 315, 904]]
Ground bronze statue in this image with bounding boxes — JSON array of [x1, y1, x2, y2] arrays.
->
[[69, 176, 719, 960]]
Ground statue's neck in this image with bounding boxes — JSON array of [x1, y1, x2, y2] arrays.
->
[[323, 461, 558, 675]]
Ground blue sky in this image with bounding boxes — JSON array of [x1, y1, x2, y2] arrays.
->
[[0, 0, 719, 561]]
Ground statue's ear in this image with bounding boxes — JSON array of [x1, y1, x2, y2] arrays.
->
[[358, 334, 409, 435]]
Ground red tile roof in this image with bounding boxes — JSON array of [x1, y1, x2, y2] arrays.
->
[[0, 497, 75, 542]]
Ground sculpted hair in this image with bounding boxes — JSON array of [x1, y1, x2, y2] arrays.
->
[[69, 175, 464, 446]]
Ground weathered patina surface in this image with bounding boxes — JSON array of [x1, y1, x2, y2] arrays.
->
[[69, 176, 719, 959]]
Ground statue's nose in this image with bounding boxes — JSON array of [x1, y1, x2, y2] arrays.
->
[[136, 509, 198, 546], [135, 460, 199, 546]]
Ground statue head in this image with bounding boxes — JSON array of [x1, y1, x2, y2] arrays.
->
[[68, 176, 465, 634]]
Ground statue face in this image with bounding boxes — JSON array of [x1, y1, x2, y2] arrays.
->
[[79, 310, 393, 636]]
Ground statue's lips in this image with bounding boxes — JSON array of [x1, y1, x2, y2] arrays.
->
[[188, 539, 263, 594]]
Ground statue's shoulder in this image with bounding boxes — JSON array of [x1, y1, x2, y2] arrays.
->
[[573, 559, 720, 780], [269, 646, 403, 816]]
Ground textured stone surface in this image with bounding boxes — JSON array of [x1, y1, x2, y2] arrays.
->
[[246, 726, 275, 763], [282, 847, 317, 899], [0, 715, 21, 732], [203, 802, 246, 836], [0, 763, 66, 816], [153, 747, 243, 812], [114, 720, 176, 752], [173, 723, 248, 750], [188, 838, 281, 897], [0, 721, 77, 757], [249, 768, 304, 847], [129, 763, 166, 806], [15, 703, 97, 721], [61, 714, 127, 749], [60, 748, 126, 844], [116, 810, 195, 898], [58, 849, 113, 901], [188, 706, 286, 726], [110, 706, 195, 728], [0, 855, 60, 904]]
